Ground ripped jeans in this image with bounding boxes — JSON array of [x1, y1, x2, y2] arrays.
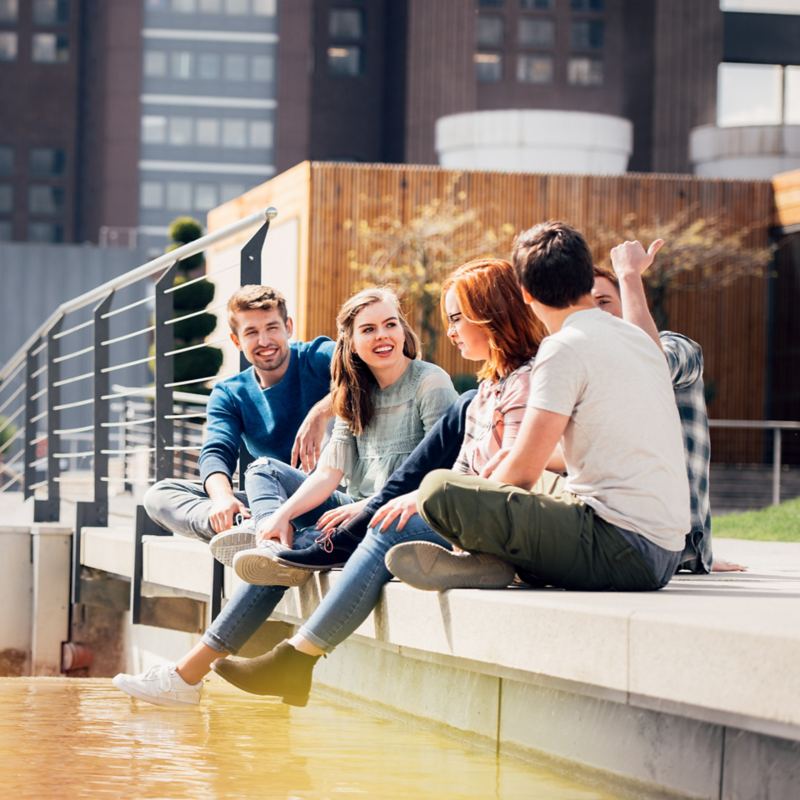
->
[[201, 457, 355, 655], [244, 457, 355, 531]]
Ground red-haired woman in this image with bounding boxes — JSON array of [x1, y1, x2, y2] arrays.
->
[[211, 258, 546, 705]]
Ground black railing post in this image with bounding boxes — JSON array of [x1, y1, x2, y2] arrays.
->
[[73, 292, 113, 604], [237, 221, 271, 486], [34, 317, 63, 523], [23, 339, 40, 500], [154, 262, 178, 481], [132, 265, 177, 623]]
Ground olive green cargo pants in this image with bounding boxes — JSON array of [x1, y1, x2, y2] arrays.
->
[[417, 469, 663, 592]]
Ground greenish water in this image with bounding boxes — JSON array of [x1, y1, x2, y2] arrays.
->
[[0, 678, 623, 799]]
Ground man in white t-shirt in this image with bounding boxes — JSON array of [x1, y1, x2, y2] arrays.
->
[[387, 221, 691, 592]]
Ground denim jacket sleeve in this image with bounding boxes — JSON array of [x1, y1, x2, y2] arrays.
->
[[198, 384, 244, 488]]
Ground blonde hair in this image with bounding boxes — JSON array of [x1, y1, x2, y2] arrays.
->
[[332, 287, 419, 436]]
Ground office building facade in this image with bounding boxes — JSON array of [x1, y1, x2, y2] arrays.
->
[[2, 0, 789, 250]]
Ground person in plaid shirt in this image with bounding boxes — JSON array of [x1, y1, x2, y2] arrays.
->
[[592, 242, 745, 573]]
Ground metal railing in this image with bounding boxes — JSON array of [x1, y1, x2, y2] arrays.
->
[[0, 205, 277, 623], [708, 420, 800, 505]]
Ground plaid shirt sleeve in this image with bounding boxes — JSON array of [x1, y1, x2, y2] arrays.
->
[[659, 331, 713, 573]]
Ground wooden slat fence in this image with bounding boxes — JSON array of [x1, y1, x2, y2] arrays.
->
[[209, 162, 779, 464]]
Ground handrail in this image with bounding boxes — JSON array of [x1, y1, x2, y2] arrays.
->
[[709, 420, 800, 430], [708, 419, 800, 505], [0, 206, 277, 384]]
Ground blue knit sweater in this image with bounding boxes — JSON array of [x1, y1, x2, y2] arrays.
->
[[198, 337, 335, 487]]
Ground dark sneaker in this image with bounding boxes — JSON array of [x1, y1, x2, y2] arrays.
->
[[273, 526, 364, 571], [385, 542, 515, 591]]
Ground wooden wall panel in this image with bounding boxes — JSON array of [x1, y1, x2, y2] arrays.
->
[[213, 161, 779, 464]]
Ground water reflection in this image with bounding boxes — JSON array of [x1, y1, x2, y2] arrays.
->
[[0, 678, 620, 799]]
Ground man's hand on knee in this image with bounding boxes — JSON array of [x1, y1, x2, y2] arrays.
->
[[209, 495, 250, 533]]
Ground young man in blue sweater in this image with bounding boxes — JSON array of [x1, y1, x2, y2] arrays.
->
[[143, 285, 335, 546]]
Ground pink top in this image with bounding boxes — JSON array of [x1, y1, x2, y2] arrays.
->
[[453, 359, 535, 476]]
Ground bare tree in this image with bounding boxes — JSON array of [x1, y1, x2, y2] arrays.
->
[[595, 210, 773, 330]]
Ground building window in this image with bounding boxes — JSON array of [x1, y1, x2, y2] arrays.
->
[[249, 120, 273, 148], [0, 33, 18, 61], [0, 147, 12, 175], [194, 183, 218, 211], [28, 222, 63, 243], [144, 51, 168, 77], [253, 0, 276, 15], [252, 55, 274, 82], [521, 0, 554, 8], [0, 184, 12, 213], [571, 0, 604, 10], [517, 54, 553, 84], [33, 0, 70, 24], [29, 185, 66, 215], [225, 0, 248, 14], [169, 116, 193, 146], [141, 116, 167, 144], [172, 0, 197, 12], [32, 33, 70, 63], [475, 52, 503, 82], [568, 56, 603, 85], [0, 0, 18, 23], [198, 0, 220, 10], [0, 221, 11, 241], [220, 182, 244, 203], [197, 54, 220, 80], [30, 147, 66, 177], [171, 51, 193, 79], [571, 20, 604, 49], [478, 0, 504, 7], [224, 54, 247, 81], [477, 15, 504, 47], [167, 181, 191, 210], [196, 118, 220, 146], [140, 181, 164, 209], [519, 18, 554, 48], [222, 119, 247, 147], [328, 46, 363, 77], [330, 9, 364, 39]]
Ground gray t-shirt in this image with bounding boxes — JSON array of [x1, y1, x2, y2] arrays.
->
[[528, 308, 690, 552]]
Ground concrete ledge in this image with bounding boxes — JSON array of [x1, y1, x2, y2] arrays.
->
[[74, 527, 800, 799]]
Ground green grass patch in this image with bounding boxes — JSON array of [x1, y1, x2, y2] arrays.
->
[[714, 497, 800, 542]]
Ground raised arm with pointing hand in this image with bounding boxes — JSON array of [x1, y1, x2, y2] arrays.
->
[[610, 239, 664, 350]]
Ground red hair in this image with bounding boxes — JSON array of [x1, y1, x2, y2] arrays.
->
[[441, 259, 545, 382]]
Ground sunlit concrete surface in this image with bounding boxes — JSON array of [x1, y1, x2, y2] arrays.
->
[[690, 124, 800, 179], [0, 678, 620, 800], [2, 489, 800, 799]]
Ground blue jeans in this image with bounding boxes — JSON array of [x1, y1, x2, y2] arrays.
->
[[201, 458, 354, 655], [244, 457, 354, 530], [202, 527, 320, 654], [298, 515, 452, 653]]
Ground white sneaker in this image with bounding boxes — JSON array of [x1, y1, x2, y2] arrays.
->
[[233, 540, 312, 587], [112, 663, 203, 708], [209, 520, 257, 567]]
